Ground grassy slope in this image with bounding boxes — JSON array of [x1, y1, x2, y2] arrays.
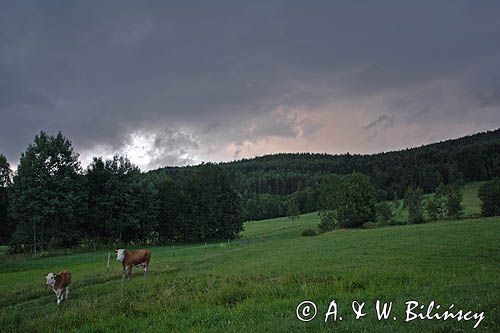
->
[[0, 184, 498, 332], [388, 181, 483, 223]]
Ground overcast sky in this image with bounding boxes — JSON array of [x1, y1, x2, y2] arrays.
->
[[1, 1, 500, 171]]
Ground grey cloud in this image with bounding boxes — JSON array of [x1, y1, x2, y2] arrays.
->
[[149, 128, 199, 167], [1, 1, 500, 169], [363, 114, 396, 142], [233, 148, 242, 159], [364, 115, 393, 131]]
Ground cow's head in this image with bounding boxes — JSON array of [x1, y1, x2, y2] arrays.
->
[[45, 272, 56, 288], [115, 249, 125, 262]]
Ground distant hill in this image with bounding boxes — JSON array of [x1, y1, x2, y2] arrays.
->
[[147, 128, 500, 220], [149, 129, 500, 193]]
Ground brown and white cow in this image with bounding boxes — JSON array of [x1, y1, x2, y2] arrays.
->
[[45, 270, 72, 305], [115, 249, 151, 278]]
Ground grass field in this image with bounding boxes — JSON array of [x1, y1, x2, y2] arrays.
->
[[0, 184, 499, 332]]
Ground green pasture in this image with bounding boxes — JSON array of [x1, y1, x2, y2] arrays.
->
[[0, 183, 498, 332]]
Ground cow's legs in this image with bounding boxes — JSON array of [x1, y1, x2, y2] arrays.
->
[[65, 286, 69, 300], [56, 289, 63, 305], [144, 263, 148, 276], [122, 264, 126, 278], [127, 265, 132, 279]]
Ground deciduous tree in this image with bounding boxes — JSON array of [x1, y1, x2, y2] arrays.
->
[[478, 178, 500, 217], [404, 186, 424, 224], [9, 132, 84, 253]]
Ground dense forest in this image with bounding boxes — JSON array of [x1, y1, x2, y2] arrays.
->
[[0, 129, 499, 252], [148, 129, 500, 220]]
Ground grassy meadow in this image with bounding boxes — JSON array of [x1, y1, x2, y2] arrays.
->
[[0, 184, 499, 332]]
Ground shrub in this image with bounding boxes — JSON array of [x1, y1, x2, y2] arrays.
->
[[478, 178, 500, 217], [301, 228, 317, 237], [318, 210, 338, 232]]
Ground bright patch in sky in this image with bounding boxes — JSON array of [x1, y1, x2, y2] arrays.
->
[[122, 133, 154, 168]]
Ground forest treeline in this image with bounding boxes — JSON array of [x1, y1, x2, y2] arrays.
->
[[0, 133, 241, 252], [148, 129, 500, 220], [0, 129, 499, 252]]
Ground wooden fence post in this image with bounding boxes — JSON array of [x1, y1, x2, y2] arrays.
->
[[107, 252, 111, 272]]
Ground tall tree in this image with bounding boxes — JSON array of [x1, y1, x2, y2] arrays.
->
[[478, 178, 500, 217], [317, 174, 342, 211], [0, 154, 12, 244], [425, 183, 447, 221], [85, 155, 141, 244], [131, 176, 159, 244], [317, 173, 376, 229], [157, 177, 187, 243], [9, 132, 84, 253], [0, 154, 12, 188], [335, 173, 377, 228], [182, 163, 242, 242], [444, 183, 463, 219], [286, 195, 300, 220], [84, 157, 110, 246], [404, 186, 424, 224], [317, 174, 342, 232]]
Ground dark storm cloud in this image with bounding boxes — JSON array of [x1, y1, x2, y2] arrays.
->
[[1, 1, 500, 169], [364, 115, 393, 131]]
